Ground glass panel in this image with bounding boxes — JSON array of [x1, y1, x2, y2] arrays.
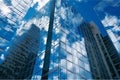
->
[[60, 59, 67, 68], [66, 45, 71, 53], [60, 42, 66, 49], [67, 60, 73, 72], [67, 52, 73, 62], [84, 63, 90, 71], [60, 68, 67, 79], [67, 71, 74, 79], [79, 59, 84, 68], [60, 48, 67, 59]]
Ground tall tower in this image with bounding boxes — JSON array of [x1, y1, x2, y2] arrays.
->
[[79, 22, 112, 79], [0, 24, 40, 79], [102, 35, 120, 78]]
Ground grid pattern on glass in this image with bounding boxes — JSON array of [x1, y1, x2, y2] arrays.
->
[[47, 26, 92, 79]]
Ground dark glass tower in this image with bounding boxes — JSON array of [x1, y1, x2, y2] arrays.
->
[[102, 35, 120, 78], [0, 24, 40, 79], [79, 22, 112, 79]]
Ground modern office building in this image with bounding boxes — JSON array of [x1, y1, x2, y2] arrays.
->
[[0, 0, 33, 61], [102, 35, 120, 78], [94, 1, 120, 78], [1, 0, 120, 79], [94, 0, 120, 56], [0, 24, 40, 79], [32, 0, 92, 79], [79, 22, 112, 79]]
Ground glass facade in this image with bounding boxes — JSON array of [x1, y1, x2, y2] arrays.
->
[[94, 0, 120, 54], [1, 0, 120, 79], [31, 0, 92, 79], [94, 1, 120, 78], [0, 0, 33, 63], [79, 22, 112, 79], [48, 28, 91, 79], [0, 0, 92, 79], [0, 24, 40, 79], [102, 35, 120, 78]]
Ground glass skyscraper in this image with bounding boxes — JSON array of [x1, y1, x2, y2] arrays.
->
[[0, 24, 40, 79], [94, 1, 120, 78], [0, 0, 120, 79], [0, 0, 33, 63], [79, 22, 112, 79], [102, 35, 120, 78], [32, 0, 92, 79], [94, 0, 120, 54]]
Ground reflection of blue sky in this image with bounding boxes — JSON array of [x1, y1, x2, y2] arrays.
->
[[94, 0, 120, 54], [47, 0, 91, 79], [0, 0, 106, 79], [13, 0, 92, 79], [0, 0, 51, 78]]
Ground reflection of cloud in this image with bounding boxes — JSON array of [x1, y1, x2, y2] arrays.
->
[[0, 54, 5, 60], [59, 7, 66, 20], [95, 0, 114, 12], [102, 14, 120, 39], [56, 0, 61, 7], [102, 13, 119, 27], [43, 37, 47, 44], [0, 1, 11, 16], [16, 16, 49, 36], [0, 37, 9, 47]]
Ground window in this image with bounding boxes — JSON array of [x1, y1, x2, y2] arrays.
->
[[67, 52, 73, 62], [79, 68, 85, 78], [60, 48, 66, 59], [79, 59, 84, 68], [73, 49, 77, 57], [66, 45, 71, 53], [84, 63, 90, 71], [60, 59, 67, 68], [67, 71, 74, 79], [67, 60, 73, 72], [60, 68, 67, 79], [60, 42, 66, 49], [74, 56, 78, 65]]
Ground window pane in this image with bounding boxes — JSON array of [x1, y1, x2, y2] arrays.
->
[[67, 60, 73, 72], [67, 71, 74, 79], [67, 52, 73, 62]]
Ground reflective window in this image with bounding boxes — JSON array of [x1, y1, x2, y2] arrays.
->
[[84, 63, 90, 71], [67, 71, 74, 79], [67, 60, 73, 72], [79, 59, 85, 68], [67, 52, 73, 62]]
